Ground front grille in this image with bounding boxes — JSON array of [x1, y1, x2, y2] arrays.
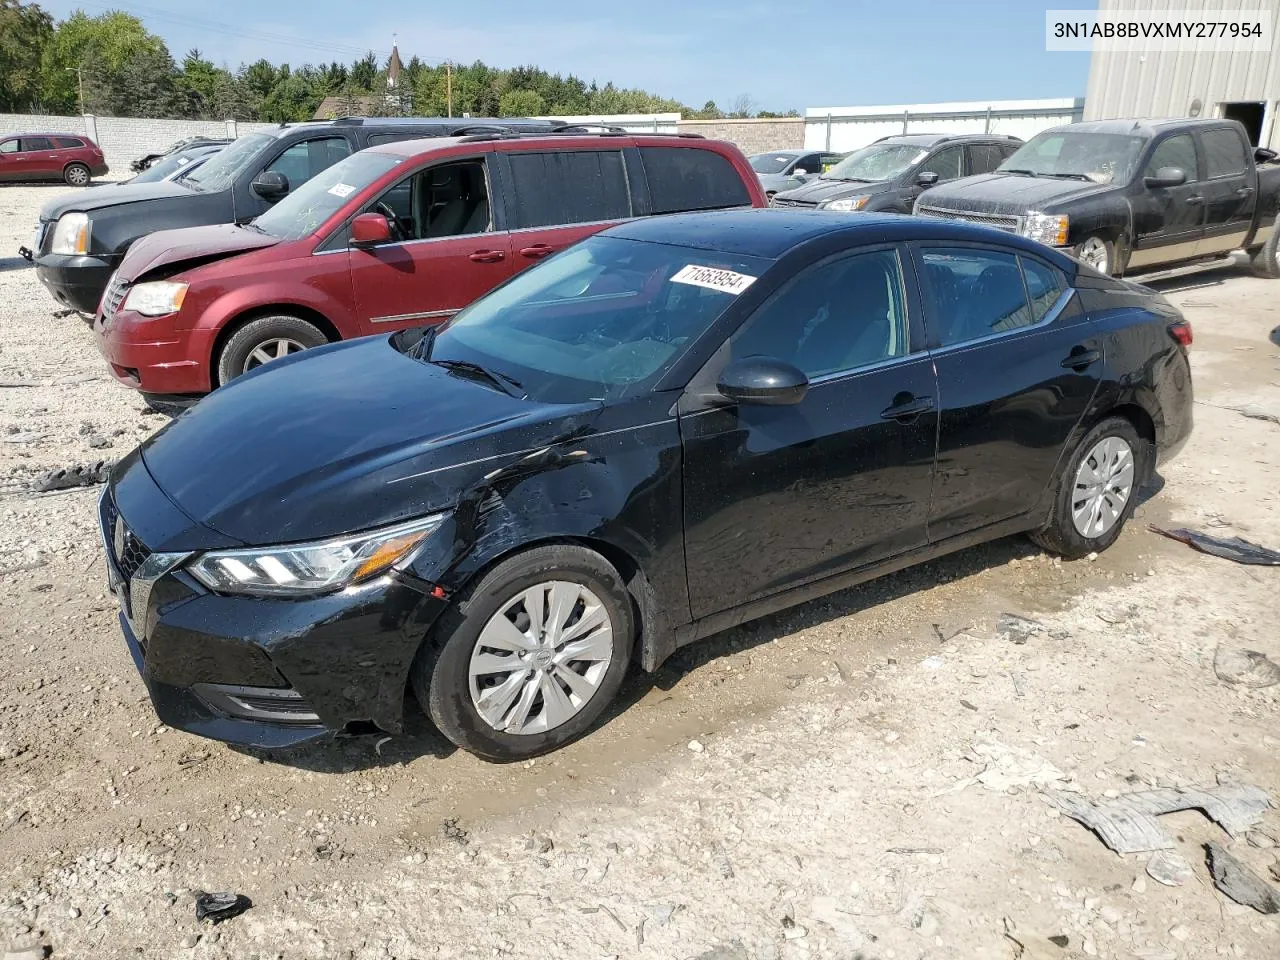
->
[[917, 205, 1021, 234], [101, 272, 128, 321], [770, 197, 817, 208], [104, 497, 151, 582]]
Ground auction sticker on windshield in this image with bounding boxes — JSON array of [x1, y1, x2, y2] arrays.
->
[[327, 183, 356, 198], [671, 264, 757, 295]]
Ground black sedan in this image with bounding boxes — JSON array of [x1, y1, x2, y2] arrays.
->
[[99, 210, 1193, 761]]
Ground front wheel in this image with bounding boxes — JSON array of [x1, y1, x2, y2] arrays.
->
[[1075, 235, 1115, 276], [64, 163, 91, 187], [411, 545, 635, 761], [1250, 226, 1280, 279], [1031, 416, 1149, 559], [215, 314, 328, 387]]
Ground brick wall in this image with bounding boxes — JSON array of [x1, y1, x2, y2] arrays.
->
[[676, 118, 805, 154]]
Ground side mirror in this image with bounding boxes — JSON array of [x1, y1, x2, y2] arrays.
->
[[717, 358, 809, 406], [251, 170, 290, 201], [793, 168, 809, 176], [350, 212, 392, 247], [1144, 166, 1187, 188], [916, 171, 939, 186]]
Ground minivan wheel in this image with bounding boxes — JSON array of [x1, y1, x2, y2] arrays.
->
[[1250, 227, 1280, 279], [215, 315, 328, 386], [1031, 416, 1148, 559], [64, 163, 91, 186], [411, 545, 635, 762], [1075, 235, 1114, 276]]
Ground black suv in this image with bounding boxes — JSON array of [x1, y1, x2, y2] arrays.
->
[[770, 132, 1021, 214], [31, 116, 559, 314]]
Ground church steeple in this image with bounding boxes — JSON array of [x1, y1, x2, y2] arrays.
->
[[388, 34, 403, 89]]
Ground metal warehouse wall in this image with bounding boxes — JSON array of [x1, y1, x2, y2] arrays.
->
[[1084, 0, 1280, 148], [802, 99, 1085, 152]]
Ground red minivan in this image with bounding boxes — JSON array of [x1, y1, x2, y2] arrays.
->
[[0, 133, 107, 185], [95, 131, 766, 405]]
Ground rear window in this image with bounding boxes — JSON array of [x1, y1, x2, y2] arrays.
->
[[54, 137, 85, 149], [640, 147, 752, 214], [1202, 128, 1247, 178], [507, 150, 631, 228]]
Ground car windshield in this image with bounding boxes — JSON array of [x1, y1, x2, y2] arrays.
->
[[182, 133, 274, 192], [749, 154, 796, 174], [252, 150, 403, 241], [821, 143, 928, 182], [406, 236, 773, 404], [999, 131, 1147, 184]]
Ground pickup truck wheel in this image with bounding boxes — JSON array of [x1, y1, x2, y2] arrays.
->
[[1251, 227, 1280, 279], [63, 163, 91, 187], [1075, 235, 1114, 276], [215, 315, 328, 387]]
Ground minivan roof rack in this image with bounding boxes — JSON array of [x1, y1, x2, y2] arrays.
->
[[457, 129, 705, 143]]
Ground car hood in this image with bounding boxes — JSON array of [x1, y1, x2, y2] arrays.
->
[[39, 180, 194, 221], [139, 336, 603, 545], [773, 178, 892, 204], [920, 173, 1118, 214], [117, 224, 280, 283]]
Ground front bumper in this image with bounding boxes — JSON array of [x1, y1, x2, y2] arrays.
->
[[35, 252, 117, 314], [96, 310, 215, 395], [100, 483, 449, 749]]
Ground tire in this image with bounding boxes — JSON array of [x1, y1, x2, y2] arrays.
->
[[411, 544, 635, 762], [64, 163, 90, 187], [1075, 234, 1115, 276], [1250, 226, 1280, 279], [215, 314, 328, 387], [1031, 416, 1149, 559]]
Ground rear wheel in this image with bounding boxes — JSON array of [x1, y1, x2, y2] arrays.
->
[[1031, 416, 1148, 559], [411, 545, 634, 762], [215, 314, 328, 387], [1250, 226, 1280, 279], [63, 163, 90, 187], [1075, 235, 1114, 276]]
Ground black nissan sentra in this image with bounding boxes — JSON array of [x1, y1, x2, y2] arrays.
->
[[100, 210, 1193, 761]]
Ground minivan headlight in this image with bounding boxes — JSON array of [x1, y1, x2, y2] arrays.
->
[[188, 514, 448, 597], [821, 195, 870, 212], [123, 281, 189, 317], [50, 213, 91, 255], [1021, 212, 1069, 246]]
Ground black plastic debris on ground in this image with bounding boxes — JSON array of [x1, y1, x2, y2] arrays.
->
[[194, 891, 252, 924], [997, 613, 1043, 645], [1205, 842, 1280, 914], [30, 460, 113, 493], [1149, 525, 1280, 566]]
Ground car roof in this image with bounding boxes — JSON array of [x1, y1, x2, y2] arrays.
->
[[366, 132, 730, 158], [605, 208, 1069, 261], [877, 132, 1018, 147], [1041, 117, 1234, 138], [752, 149, 808, 158], [2, 132, 86, 139]]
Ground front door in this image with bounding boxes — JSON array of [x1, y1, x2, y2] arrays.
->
[[0, 138, 21, 181], [680, 246, 938, 619], [914, 244, 1102, 541], [1194, 126, 1257, 257], [348, 155, 514, 335], [238, 135, 353, 219], [1129, 133, 1204, 269]]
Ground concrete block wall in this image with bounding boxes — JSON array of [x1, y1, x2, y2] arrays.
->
[[676, 118, 805, 154]]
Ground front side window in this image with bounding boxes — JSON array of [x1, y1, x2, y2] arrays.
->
[[749, 153, 796, 175], [507, 151, 630, 228], [253, 149, 402, 241], [922, 248, 1034, 346], [1145, 134, 1198, 180], [22, 137, 52, 152], [183, 132, 275, 192], [793, 154, 822, 174], [641, 147, 752, 214], [0, 140, 17, 154], [1201, 129, 1247, 178], [731, 249, 908, 379], [918, 145, 963, 181], [372, 158, 492, 240], [999, 131, 1147, 184], [265, 136, 352, 189]]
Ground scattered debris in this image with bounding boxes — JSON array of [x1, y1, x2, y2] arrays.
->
[[1146, 850, 1194, 887], [1048, 934, 1069, 948], [1233, 404, 1280, 425], [1, 432, 46, 445], [920, 655, 944, 670], [959, 699, 978, 711], [1149, 525, 1280, 565], [29, 460, 113, 493], [1205, 842, 1280, 913], [711, 843, 734, 879], [644, 903, 677, 927], [1043, 778, 1271, 854], [944, 738, 1065, 794], [997, 613, 1043, 645], [687, 739, 705, 753], [1213, 646, 1280, 689], [1, 938, 46, 960], [87, 435, 113, 449], [440, 818, 469, 845], [193, 891, 251, 924]]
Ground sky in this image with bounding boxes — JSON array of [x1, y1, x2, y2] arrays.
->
[[40, 0, 1096, 113]]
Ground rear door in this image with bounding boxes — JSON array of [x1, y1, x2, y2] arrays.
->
[[1194, 126, 1257, 256], [347, 153, 514, 335], [915, 244, 1101, 540], [491, 147, 634, 272], [1129, 133, 1205, 269]]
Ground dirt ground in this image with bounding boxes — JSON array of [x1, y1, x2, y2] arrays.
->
[[0, 183, 1277, 960]]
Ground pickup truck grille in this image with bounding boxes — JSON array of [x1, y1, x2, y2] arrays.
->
[[917, 205, 1022, 234], [770, 197, 817, 208], [102, 273, 128, 321]]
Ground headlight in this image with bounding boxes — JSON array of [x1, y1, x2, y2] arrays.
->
[[188, 513, 448, 597], [821, 195, 870, 212], [1021, 212, 1069, 246], [50, 213, 91, 255], [122, 281, 189, 317]]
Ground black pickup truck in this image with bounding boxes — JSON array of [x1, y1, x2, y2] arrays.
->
[[27, 116, 558, 314], [915, 118, 1280, 278]]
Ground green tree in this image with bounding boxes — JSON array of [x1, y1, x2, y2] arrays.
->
[[41, 10, 167, 113], [349, 51, 377, 91], [177, 48, 221, 116], [86, 44, 180, 117], [498, 88, 544, 118], [0, 0, 53, 112]]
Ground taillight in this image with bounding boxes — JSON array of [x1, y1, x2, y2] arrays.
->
[[1168, 320, 1192, 347]]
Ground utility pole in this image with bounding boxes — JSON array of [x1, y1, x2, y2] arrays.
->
[[65, 66, 85, 115], [446, 62, 452, 118]]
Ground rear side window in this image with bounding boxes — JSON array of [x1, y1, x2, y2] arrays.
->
[[54, 137, 85, 148], [1021, 257, 1067, 321], [265, 136, 352, 188], [1202, 129, 1247, 178], [507, 151, 631, 228], [641, 147, 752, 214], [967, 143, 1004, 175], [921, 247, 1034, 346]]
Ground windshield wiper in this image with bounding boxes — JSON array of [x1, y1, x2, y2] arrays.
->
[[239, 221, 267, 234], [407, 325, 438, 361], [1041, 172, 1095, 182], [429, 358, 524, 398], [820, 176, 872, 183], [1001, 168, 1039, 177]]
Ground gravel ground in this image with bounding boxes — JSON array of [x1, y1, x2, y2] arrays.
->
[[1, 183, 1278, 960]]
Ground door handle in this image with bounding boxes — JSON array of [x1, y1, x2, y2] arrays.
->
[[1061, 347, 1101, 370], [1235, 186, 1255, 197], [519, 244, 555, 259], [468, 249, 505, 263], [1185, 195, 1204, 205], [880, 393, 935, 422]]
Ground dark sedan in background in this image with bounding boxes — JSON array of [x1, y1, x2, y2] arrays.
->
[[749, 148, 845, 198], [100, 210, 1192, 762]]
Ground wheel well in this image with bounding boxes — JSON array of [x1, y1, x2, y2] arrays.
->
[[63, 160, 89, 172], [210, 305, 341, 387], [1105, 402, 1157, 476]]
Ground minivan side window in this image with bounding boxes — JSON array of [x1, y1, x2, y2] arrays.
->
[[1202, 128, 1247, 178], [921, 248, 1034, 346], [1145, 134, 1198, 180], [265, 136, 352, 189], [641, 147, 752, 214], [373, 158, 492, 240], [507, 151, 631, 229]]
